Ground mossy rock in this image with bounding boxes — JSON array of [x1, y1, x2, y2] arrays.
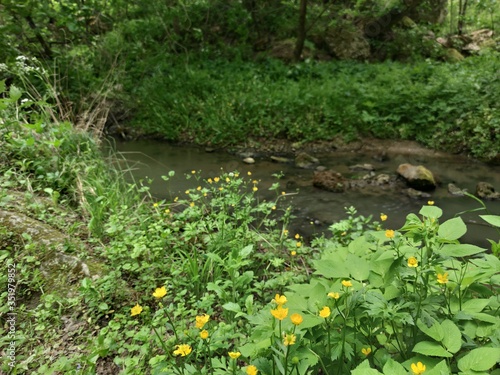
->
[[445, 48, 465, 62]]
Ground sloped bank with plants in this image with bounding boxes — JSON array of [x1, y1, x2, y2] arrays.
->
[[1, 76, 500, 374]]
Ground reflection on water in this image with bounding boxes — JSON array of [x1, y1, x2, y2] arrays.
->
[[112, 139, 500, 248]]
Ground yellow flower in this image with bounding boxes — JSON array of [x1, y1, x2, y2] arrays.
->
[[270, 305, 288, 320], [272, 205, 276, 210], [294, 234, 300, 239], [173, 344, 192, 357], [296, 242, 302, 248], [342, 280, 353, 288], [281, 191, 286, 195], [283, 229, 289, 235], [437, 272, 449, 284], [408, 256, 418, 268], [174, 196, 179, 202], [214, 177, 220, 182], [290, 250, 297, 257], [290, 313, 303, 325], [130, 304, 143, 316], [361, 347, 372, 356], [165, 209, 170, 214], [380, 213, 387, 221], [427, 201, 434, 206], [328, 292, 340, 300], [247, 171, 252, 176], [319, 306, 331, 318], [252, 180, 258, 184], [219, 187, 224, 191], [152, 286, 167, 299], [252, 186, 258, 192], [200, 330, 209, 339], [185, 189, 190, 194], [207, 178, 213, 184], [197, 186, 202, 191], [246, 365, 258, 375], [272, 294, 287, 306], [195, 314, 210, 329], [385, 229, 395, 238], [203, 193, 207, 197], [411, 362, 426, 374], [190, 202, 195, 207], [228, 351, 241, 359], [283, 333, 296, 346], [153, 202, 159, 208], [226, 177, 230, 182], [191, 170, 196, 174]]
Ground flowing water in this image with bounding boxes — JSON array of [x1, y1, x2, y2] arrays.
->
[[112, 139, 500, 248]]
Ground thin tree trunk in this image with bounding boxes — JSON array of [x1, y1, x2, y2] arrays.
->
[[294, 0, 307, 62], [25, 15, 53, 58], [458, 0, 469, 35]]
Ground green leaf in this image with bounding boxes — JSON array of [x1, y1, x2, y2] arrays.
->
[[438, 244, 486, 257], [458, 348, 500, 372], [424, 360, 450, 375], [9, 85, 22, 102], [239, 244, 253, 258], [461, 299, 491, 313], [382, 358, 407, 375], [347, 253, 370, 281], [419, 206, 443, 219], [352, 359, 383, 375], [440, 319, 461, 353], [479, 215, 500, 228], [222, 302, 241, 313], [438, 217, 466, 240], [313, 259, 350, 279], [417, 318, 444, 342], [412, 341, 453, 357]]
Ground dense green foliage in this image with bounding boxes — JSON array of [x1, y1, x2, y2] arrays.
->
[[124, 56, 500, 161], [1, 0, 499, 162], [1, 77, 500, 374]]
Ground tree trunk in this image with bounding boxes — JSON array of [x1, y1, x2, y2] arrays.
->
[[294, 0, 307, 62], [458, 0, 469, 35], [25, 15, 53, 58]]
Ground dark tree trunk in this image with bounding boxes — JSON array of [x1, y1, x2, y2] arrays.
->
[[294, 0, 307, 62], [25, 15, 53, 58], [458, 0, 469, 35]]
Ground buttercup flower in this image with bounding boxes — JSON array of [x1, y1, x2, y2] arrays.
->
[[229, 351, 241, 359], [281, 191, 286, 195], [296, 242, 302, 248], [342, 280, 353, 288], [295, 234, 300, 239], [200, 330, 209, 339], [191, 170, 196, 174], [152, 286, 167, 299], [380, 214, 388, 221], [290, 250, 297, 256], [328, 292, 340, 300], [385, 229, 395, 238], [185, 190, 190, 194], [207, 178, 213, 184], [190, 202, 195, 207], [195, 314, 210, 329], [272, 294, 287, 306], [427, 201, 434, 206], [361, 347, 372, 356], [437, 272, 449, 284], [252, 186, 258, 192], [173, 344, 192, 357], [131, 304, 143, 316], [270, 305, 288, 320], [283, 333, 296, 346], [319, 306, 331, 318], [247, 171, 252, 176], [411, 362, 426, 374], [246, 365, 258, 375], [153, 202, 159, 208], [214, 177, 220, 182], [197, 186, 202, 191], [272, 205, 276, 210], [290, 313, 303, 325], [408, 257, 418, 267]]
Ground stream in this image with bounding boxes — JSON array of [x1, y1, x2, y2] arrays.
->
[[112, 139, 500, 248]]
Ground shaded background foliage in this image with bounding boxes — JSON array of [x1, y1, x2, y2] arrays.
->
[[0, 0, 499, 161]]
